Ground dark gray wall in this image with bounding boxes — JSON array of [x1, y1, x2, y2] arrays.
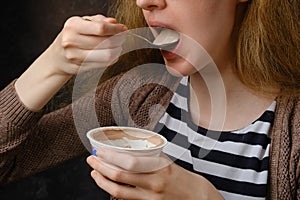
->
[[0, 1, 110, 199], [0, 0, 110, 89]]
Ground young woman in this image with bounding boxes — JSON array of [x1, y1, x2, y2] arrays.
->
[[0, 0, 299, 199]]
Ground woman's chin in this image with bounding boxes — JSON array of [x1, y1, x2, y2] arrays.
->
[[164, 58, 197, 77]]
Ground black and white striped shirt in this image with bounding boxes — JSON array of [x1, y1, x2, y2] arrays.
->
[[155, 77, 276, 200]]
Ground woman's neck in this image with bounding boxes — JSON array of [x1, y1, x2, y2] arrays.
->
[[189, 65, 275, 131]]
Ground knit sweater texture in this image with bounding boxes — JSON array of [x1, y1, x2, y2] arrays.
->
[[0, 68, 299, 199]]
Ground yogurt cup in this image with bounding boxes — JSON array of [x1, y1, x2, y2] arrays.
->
[[86, 126, 168, 157]]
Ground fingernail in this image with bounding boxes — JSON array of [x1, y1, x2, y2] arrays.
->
[[92, 149, 97, 156], [91, 170, 98, 178]]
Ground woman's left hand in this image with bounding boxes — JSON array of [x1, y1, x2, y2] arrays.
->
[[86, 148, 224, 200]]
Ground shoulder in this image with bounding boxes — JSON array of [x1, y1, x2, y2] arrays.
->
[[269, 95, 300, 198], [104, 64, 180, 102], [274, 95, 300, 141], [275, 95, 300, 122]]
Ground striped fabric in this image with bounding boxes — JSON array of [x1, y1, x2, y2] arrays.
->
[[155, 77, 276, 200]]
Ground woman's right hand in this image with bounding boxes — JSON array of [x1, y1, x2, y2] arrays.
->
[[50, 14, 127, 75], [15, 14, 127, 111]]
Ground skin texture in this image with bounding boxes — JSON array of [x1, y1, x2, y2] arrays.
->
[[134, 0, 274, 131], [137, 0, 238, 76]]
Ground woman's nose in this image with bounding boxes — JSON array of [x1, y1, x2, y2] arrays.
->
[[136, 0, 166, 11]]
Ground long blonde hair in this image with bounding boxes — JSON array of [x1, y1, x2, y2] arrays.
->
[[237, 0, 300, 97], [107, 0, 300, 97]]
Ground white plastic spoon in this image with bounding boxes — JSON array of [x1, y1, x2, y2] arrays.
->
[[128, 29, 180, 50]]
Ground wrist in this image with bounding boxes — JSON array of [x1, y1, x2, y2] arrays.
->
[[15, 46, 73, 111]]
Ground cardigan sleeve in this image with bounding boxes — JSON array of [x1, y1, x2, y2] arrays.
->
[[0, 75, 120, 185], [297, 176, 300, 200], [269, 96, 300, 200], [0, 80, 47, 184]]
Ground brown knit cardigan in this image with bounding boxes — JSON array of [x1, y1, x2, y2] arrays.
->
[[0, 67, 299, 199]]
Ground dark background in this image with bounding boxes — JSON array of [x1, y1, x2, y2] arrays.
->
[[0, 0, 110, 89], [0, 0, 111, 199]]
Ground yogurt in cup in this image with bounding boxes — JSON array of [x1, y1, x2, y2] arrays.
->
[[86, 126, 168, 157]]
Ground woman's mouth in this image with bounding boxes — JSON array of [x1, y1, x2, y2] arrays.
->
[[151, 27, 181, 60], [161, 36, 181, 60], [147, 22, 181, 60]]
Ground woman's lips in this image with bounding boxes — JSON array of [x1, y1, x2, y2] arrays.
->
[[162, 50, 177, 60], [161, 37, 181, 60]]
